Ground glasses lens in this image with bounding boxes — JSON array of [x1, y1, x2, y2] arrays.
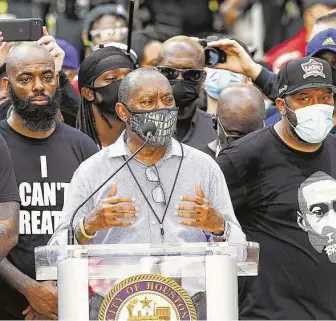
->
[[183, 69, 203, 81], [158, 67, 179, 80], [152, 185, 166, 204], [146, 166, 159, 182]]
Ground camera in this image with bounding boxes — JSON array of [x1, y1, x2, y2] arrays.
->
[[199, 36, 227, 67]]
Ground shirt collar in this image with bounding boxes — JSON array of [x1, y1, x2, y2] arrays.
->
[[106, 131, 184, 159]]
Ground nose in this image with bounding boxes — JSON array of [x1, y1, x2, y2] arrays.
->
[[32, 77, 45, 94], [157, 99, 167, 109]]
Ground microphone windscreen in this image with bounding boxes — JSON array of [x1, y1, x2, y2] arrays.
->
[[142, 122, 157, 136]]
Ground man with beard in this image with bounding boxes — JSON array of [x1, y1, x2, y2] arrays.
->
[[218, 57, 336, 319], [77, 45, 136, 149], [157, 36, 215, 149], [0, 42, 99, 320]]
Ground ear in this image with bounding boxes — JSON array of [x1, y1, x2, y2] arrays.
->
[[275, 97, 286, 116], [200, 70, 207, 88], [81, 87, 95, 102], [2, 77, 9, 91], [55, 72, 60, 87], [116, 103, 129, 122], [297, 211, 308, 232]]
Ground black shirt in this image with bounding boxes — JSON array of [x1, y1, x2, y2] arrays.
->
[[0, 121, 98, 319], [174, 108, 215, 149], [0, 133, 20, 203], [217, 126, 336, 320]]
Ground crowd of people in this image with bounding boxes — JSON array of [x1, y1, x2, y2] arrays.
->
[[0, 0, 336, 320]]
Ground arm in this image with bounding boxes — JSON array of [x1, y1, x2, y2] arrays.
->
[[0, 259, 57, 319], [0, 202, 19, 261]]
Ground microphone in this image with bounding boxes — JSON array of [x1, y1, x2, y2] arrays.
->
[[67, 122, 157, 245]]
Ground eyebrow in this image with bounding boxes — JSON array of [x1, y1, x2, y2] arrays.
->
[[17, 68, 54, 77]]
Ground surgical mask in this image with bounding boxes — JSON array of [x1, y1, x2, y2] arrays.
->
[[204, 68, 244, 100], [286, 103, 334, 143], [93, 80, 121, 120], [125, 106, 179, 146], [169, 79, 201, 108]]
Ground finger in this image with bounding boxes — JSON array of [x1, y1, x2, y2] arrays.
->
[[108, 185, 117, 198], [22, 306, 32, 315], [176, 205, 201, 212], [46, 313, 58, 320], [104, 196, 135, 204], [44, 41, 56, 52], [43, 26, 48, 37], [180, 196, 205, 205], [115, 221, 134, 227], [177, 211, 202, 219], [195, 184, 205, 198], [181, 220, 202, 227], [3, 42, 15, 54], [114, 212, 138, 219], [110, 205, 138, 212], [207, 39, 236, 48], [37, 35, 54, 45]]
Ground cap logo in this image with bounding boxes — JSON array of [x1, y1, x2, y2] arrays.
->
[[279, 85, 288, 95], [301, 59, 326, 79], [322, 37, 336, 46]]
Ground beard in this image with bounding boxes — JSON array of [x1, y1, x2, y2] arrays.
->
[[9, 84, 61, 132], [285, 107, 308, 143]]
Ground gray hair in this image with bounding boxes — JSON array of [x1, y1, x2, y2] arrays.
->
[[118, 68, 170, 105]]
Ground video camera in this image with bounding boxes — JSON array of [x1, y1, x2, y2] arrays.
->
[[199, 36, 227, 67]]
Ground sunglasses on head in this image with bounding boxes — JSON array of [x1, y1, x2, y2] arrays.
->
[[157, 66, 203, 82]]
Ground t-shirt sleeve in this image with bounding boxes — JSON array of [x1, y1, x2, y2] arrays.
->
[[80, 136, 100, 161], [217, 150, 247, 214], [0, 134, 20, 203]]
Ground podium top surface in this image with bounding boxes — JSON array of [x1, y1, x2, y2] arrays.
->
[[35, 242, 259, 280]]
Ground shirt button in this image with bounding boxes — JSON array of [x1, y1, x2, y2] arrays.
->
[[151, 221, 156, 225]]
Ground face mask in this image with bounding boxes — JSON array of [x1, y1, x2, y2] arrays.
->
[[286, 103, 334, 143], [169, 80, 201, 108], [126, 107, 179, 146], [204, 69, 244, 100], [93, 80, 121, 120]]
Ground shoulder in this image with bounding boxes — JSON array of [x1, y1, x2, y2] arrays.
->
[[196, 109, 212, 121], [58, 123, 92, 143]]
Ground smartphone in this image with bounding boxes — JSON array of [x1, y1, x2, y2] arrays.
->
[[0, 18, 43, 42]]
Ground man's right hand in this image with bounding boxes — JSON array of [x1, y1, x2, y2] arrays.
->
[[206, 39, 262, 81], [84, 185, 138, 235], [0, 31, 15, 67], [25, 281, 58, 320]]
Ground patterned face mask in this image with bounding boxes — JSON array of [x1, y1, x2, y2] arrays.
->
[[124, 106, 179, 146]]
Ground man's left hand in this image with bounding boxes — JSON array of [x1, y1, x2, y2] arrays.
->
[[37, 27, 65, 73], [177, 184, 225, 234]]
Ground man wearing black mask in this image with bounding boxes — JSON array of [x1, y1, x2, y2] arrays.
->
[[157, 36, 215, 149], [77, 45, 136, 149]]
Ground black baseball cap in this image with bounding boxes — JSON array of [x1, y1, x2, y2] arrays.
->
[[277, 57, 336, 98]]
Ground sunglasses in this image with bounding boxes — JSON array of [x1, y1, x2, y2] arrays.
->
[[157, 66, 203, 82]]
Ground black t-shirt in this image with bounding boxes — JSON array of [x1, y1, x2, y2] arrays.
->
[[0, 121, 98, 319], [0, 133, 20, 203], [217, 126, 336, 320]]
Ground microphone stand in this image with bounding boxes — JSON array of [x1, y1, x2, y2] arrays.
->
[[67, 133, 151, 245]]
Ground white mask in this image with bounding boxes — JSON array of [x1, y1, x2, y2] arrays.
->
[[286, 104, 334, 143]]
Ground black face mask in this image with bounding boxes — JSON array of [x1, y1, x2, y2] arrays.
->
[[93, 80, 121, 120], [169, 79, 201, 108]]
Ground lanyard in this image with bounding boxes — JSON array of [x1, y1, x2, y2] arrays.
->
[[123, 142, 184, 236]]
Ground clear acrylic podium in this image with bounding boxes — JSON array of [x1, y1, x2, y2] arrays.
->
[[35, 242, 259, 321]]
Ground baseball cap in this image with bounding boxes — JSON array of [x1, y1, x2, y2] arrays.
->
[[306, 28, 336, 57], [277, 57, 336, 97], [56, 39, 80, 71]]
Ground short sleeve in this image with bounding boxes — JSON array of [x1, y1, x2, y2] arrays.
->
[[0, 134, 20, 203]]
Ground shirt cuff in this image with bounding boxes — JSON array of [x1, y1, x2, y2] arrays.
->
[[212, 221, 231, 242]]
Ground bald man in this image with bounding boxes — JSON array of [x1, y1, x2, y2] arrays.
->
[[157, 36, 215, 149], [0, 42, 98, 320], [200, 84, 265, 159]]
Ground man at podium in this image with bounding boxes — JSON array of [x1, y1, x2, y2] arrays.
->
[[51, 67, 245, 246]]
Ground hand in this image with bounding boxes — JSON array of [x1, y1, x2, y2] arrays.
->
[[37, 27, 65, 73], [0, 32, 15, 67], [25, 281, 57, 320], [84, 185, 138, 235], [177, 184, 225, 234], [22, 305, 52, 320], [206, 39, 262, 80]]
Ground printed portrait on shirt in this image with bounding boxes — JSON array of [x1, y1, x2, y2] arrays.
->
[[297, 171, 336, 263]]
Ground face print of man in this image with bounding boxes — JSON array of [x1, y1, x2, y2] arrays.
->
[[297, 171, 336, 263]]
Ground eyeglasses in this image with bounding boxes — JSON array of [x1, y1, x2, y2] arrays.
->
[[145, 165, 166, 204], [217, 116, 245, 141], [157, 66, 203, 82]]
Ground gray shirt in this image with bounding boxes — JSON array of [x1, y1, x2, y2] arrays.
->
[[50, 133, 245, 246]]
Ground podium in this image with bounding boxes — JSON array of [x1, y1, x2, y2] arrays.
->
[[35, 242, 259, 321]]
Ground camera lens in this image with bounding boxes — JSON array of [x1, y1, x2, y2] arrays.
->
[[204, 48, 219, 67], [33, 20, 40, 25]]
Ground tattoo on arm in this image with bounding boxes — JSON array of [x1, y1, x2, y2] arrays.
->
[[0, 201, 19, 262]]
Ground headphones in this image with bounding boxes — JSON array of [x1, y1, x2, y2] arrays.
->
[[93, 42, 139, 68], [212, 114, 218, 130]]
